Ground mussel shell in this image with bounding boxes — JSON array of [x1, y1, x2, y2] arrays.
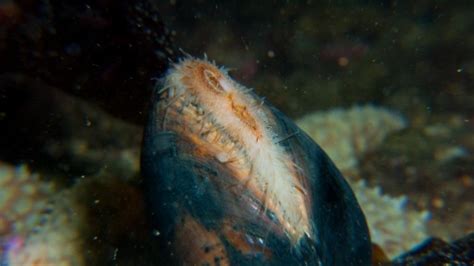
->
[[141, 59, 371, 265]]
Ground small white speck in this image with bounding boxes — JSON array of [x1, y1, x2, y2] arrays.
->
[[113, 248, 118, 260], [216, 152, 230, 163]]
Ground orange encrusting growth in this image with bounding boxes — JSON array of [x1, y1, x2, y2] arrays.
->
[[156, 58, 312, 244]]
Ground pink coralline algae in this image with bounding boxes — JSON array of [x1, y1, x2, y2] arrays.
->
[[0, 162, 85, 266]]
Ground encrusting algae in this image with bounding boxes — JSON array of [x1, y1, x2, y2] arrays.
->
[[352, 180, 430, 258], [0, 163, 54, 239], [296, 105, 407, 175], [0, 162, 87, 266]]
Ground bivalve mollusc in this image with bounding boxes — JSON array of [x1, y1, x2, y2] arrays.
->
[[141, 58, 371, 265]]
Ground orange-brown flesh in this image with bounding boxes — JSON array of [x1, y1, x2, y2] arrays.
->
[[371, 243, 390, 265], [158, 59, 312, 243], [174, 214, 230, 266]]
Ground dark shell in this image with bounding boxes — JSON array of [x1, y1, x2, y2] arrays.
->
[[391, 233, 474, 265], [141, 59, 371, 265]]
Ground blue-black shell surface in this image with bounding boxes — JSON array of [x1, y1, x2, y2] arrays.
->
[[141, 60, 371, 266]]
